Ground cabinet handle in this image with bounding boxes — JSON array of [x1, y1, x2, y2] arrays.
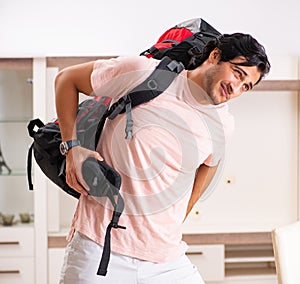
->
[[186, 251, 203, 255], [0, 270, 20, 274], [0, 241, 19, 245]]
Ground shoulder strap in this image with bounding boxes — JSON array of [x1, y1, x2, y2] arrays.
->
[[125, 56, 185, 108], [107, 56, 184, 139]]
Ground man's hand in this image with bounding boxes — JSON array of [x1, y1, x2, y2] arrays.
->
[[65, 146, 103, 196]]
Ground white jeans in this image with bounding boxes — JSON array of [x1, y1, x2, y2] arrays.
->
[[60, 231, 205, 284]]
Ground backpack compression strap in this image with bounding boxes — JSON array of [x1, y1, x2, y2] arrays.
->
[[107, 56, 185, 139], [97, 195, 125, 276], [81, 157, 126, 276]]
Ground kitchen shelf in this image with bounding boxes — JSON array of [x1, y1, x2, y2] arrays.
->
[[226, 267, 276, 278], [0, 169, 28, 177], [0, 119, 32, 123], [224, 244, 276, 279]]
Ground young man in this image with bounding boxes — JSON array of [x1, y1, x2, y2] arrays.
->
[[56, 33, 270, 283]]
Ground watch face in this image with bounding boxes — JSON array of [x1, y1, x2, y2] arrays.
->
[[60, 142, 68, 155], [59, 140, 80, 156]]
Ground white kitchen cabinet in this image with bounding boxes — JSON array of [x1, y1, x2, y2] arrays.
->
[[0, 60, 35, 283], [0, 64, 33, 216], [0, 257, 35, 284], [0, 226, 34, 257], [0, 226, 35, 284], [185, 243, 277, 284], [223, 244, 277, 284]]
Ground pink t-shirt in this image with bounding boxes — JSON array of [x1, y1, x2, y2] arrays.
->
[[67, 56, 234, 263]]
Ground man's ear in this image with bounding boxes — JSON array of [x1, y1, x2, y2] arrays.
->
[[208, 48, 221, 64]]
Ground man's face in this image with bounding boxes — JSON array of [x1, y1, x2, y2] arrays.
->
[[203, 57, 261, 105]]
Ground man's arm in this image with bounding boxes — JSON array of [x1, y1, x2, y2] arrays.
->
[[184, 162, 219, 220], [55, 61, 95, 141], [55, 61, 102, 195]]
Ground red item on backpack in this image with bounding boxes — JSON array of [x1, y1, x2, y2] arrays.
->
[[140, 18, 221, 70]]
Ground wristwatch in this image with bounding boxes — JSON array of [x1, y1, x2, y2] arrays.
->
[[59, 139, 81, 156]]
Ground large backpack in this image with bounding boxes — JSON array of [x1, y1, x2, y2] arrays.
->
[[140, 18, 221, 70]]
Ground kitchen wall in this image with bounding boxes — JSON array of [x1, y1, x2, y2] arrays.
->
[[0, 0, 299, 58]]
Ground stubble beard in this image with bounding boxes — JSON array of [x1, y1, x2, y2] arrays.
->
[[204, 66, 224, 105], [205, 74, 220, 105]]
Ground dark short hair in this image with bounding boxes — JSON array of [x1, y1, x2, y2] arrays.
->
[[199, 33, 271, 84]]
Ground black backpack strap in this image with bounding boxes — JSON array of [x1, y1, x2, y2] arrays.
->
[[127, 56, 184, 106], [27, 143, 34, 190], [97, 193, 126, 276], [27, 119, 45, 191], [109, 56, 184, 113], [108, 56, 184, 139], [81, 157, 126, 276]]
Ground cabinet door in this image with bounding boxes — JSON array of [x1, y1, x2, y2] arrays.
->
[[0, 257, 34, 284], [0, 227, 34, 257], [0, 67, 34, 216], [197, 90, 297, 231]]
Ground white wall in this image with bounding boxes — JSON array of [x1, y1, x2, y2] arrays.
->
[[0, 0, 299, 58]]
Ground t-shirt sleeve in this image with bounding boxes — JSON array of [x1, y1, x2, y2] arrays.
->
[[90, 56, 157, 100]]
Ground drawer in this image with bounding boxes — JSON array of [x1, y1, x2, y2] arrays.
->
[[0, 257, 34, 284], [186, 244, 224, 282], [0, 227, 34, 257]]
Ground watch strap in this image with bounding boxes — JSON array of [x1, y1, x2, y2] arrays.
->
[[65, 139, 80, 149], [60, 139, 80, 156]]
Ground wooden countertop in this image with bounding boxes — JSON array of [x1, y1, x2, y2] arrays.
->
[[182, 232, 272, 245], [48, 231, 272, 248]]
